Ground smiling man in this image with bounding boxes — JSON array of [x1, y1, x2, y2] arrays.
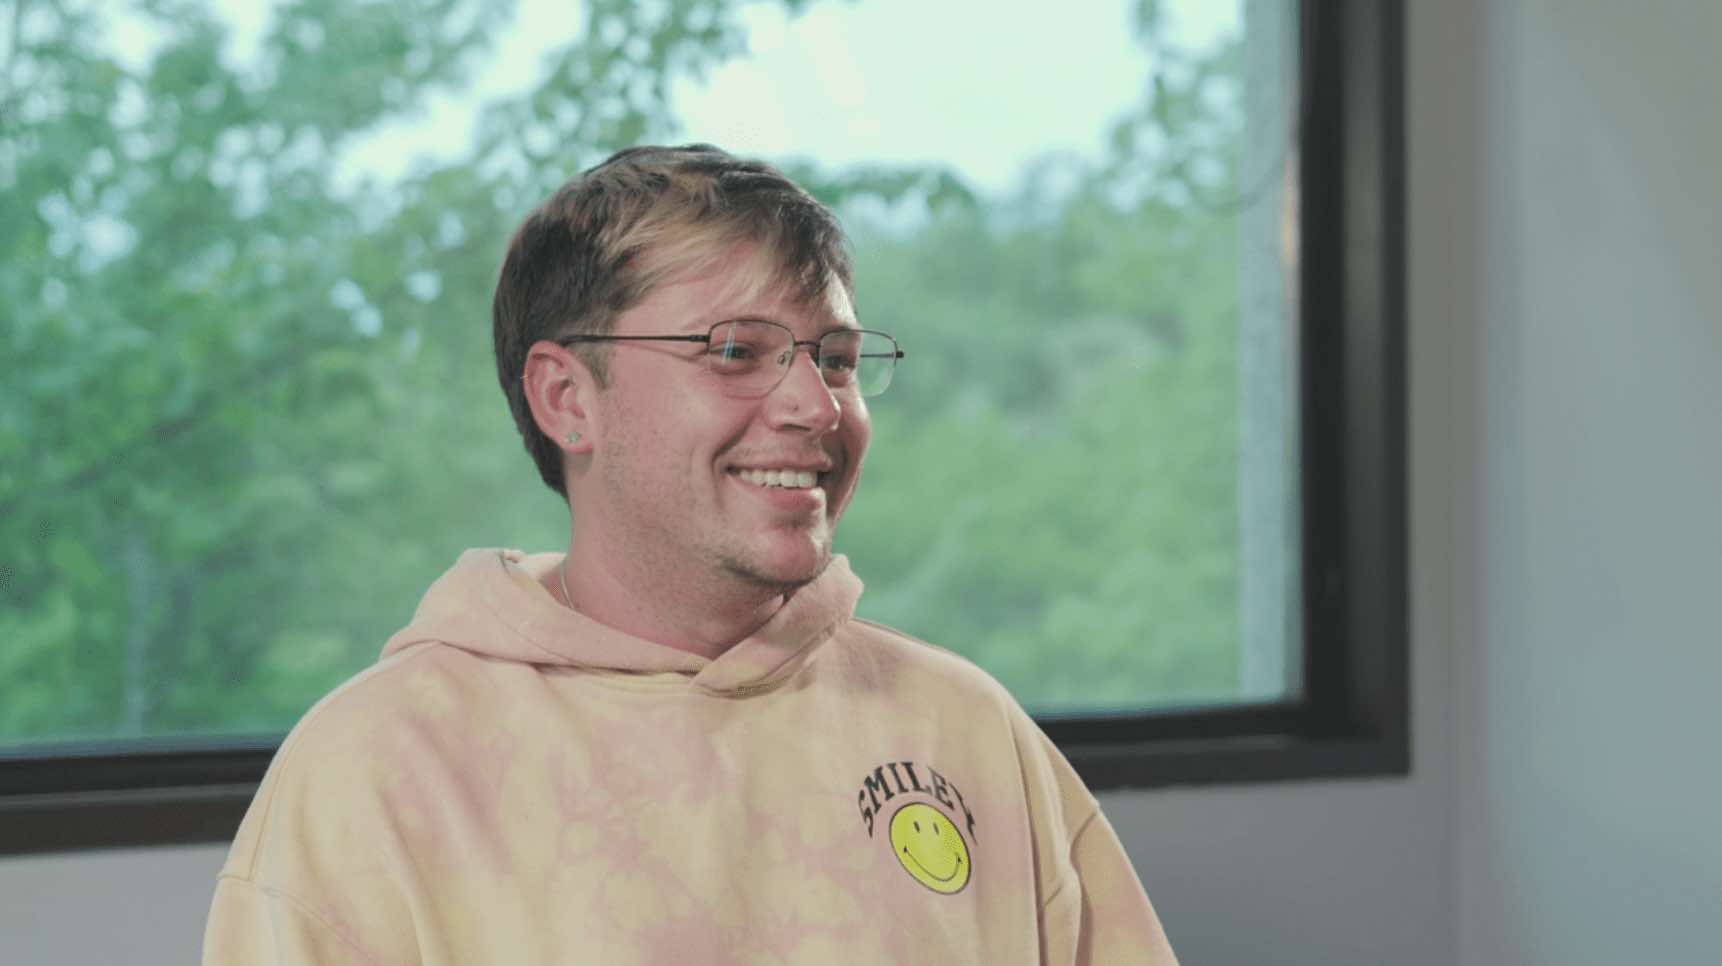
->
[[203, 144, 1179, 964]]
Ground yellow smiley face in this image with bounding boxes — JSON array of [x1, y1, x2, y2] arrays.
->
[[888, 802, 971, 894]]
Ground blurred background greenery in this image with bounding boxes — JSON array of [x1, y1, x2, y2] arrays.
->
[[0, 0, 1296, 742]]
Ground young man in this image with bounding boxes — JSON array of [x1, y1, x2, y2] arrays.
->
[[203, 144, 1179, 964]]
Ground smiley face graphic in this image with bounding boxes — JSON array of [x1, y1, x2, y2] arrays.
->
[[888, 802, 972, 894]]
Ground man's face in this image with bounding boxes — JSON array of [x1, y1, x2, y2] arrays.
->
[[582, 244, 872, 594]]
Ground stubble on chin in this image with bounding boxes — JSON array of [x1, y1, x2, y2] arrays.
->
[[719, 540, 831, 595]]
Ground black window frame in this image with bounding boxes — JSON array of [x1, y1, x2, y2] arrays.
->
[[0, 0, 1405, 855]]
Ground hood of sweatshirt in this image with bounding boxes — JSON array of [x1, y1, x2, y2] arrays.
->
[[377, 548, 865, 696]]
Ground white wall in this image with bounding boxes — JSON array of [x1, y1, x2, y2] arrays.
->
[[5, 2, 1719, 963], [1, 844, 225, 958], [1450, 0, 1722, 962]]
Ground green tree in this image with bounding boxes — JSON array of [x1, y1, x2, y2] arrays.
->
[[838, 152, 1246, 709], [834, 10, 1253, 710], [2, 0, 838, 739], [1, 0, 1257, 741]]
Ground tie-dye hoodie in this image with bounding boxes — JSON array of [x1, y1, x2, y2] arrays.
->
[[203, 548, 1179, 965]]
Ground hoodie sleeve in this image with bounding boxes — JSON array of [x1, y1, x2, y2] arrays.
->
[[1004, 697, 1179, 965], [1038, 805, 1180, 965], [203, 875, 381, 966], [200, 670, 423, 966]]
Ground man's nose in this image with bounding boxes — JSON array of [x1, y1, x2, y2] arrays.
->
[[773, 344, 841, 416], [779, 342, 825, 383]]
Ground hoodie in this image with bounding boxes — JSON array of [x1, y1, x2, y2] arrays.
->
[[203, 548, 1179, 965]]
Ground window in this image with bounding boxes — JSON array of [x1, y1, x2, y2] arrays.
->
[[0, 0, 1405, 853]]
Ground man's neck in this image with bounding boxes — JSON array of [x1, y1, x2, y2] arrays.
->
[[547, 543, 791, 661]]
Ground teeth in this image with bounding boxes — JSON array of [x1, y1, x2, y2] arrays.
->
[[735, 468, 819, 489]]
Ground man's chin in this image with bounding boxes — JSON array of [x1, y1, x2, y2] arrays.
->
[[726, 540, 830, 593]]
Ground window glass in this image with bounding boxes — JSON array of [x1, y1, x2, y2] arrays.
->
[[0, 0, 1299, 745]]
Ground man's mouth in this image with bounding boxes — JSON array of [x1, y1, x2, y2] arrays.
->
[[727, 467, 829, 490]]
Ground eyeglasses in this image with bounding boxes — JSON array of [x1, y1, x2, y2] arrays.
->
[[554, 319, 904, 398]]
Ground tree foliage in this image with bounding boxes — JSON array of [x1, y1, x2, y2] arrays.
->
[[0, 0, 1255, 742]]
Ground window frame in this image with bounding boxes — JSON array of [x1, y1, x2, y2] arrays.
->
[[1043, 0, 1408, 792], [1046, 0, 1407, 791], [0, 0, 1405, 855]]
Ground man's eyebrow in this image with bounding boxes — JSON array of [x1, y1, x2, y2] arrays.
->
[[710, 315, 863, 335], [682, 313, 736, 336]]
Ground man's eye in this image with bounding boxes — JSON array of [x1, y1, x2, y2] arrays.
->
[[822, 354, 858, 371], [713, 345, 756, 361]]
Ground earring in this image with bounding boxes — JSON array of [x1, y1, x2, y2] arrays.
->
[[566, 431, 581, 445]]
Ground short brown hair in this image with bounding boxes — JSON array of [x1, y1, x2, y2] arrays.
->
[[492, 144, 855, 499]]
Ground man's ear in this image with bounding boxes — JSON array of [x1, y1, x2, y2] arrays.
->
[[523, 339, 597, 454]]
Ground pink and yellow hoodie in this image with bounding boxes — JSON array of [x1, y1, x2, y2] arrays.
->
[[203, 548, 1179, 964]]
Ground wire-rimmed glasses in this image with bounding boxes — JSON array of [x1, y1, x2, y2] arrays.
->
[[555, 319, 904, 398]]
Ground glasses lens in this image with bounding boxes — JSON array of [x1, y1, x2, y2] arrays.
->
[[707, 320, 787, 395], [818, 329, 897, 397], [707, 321, 897, 397]]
